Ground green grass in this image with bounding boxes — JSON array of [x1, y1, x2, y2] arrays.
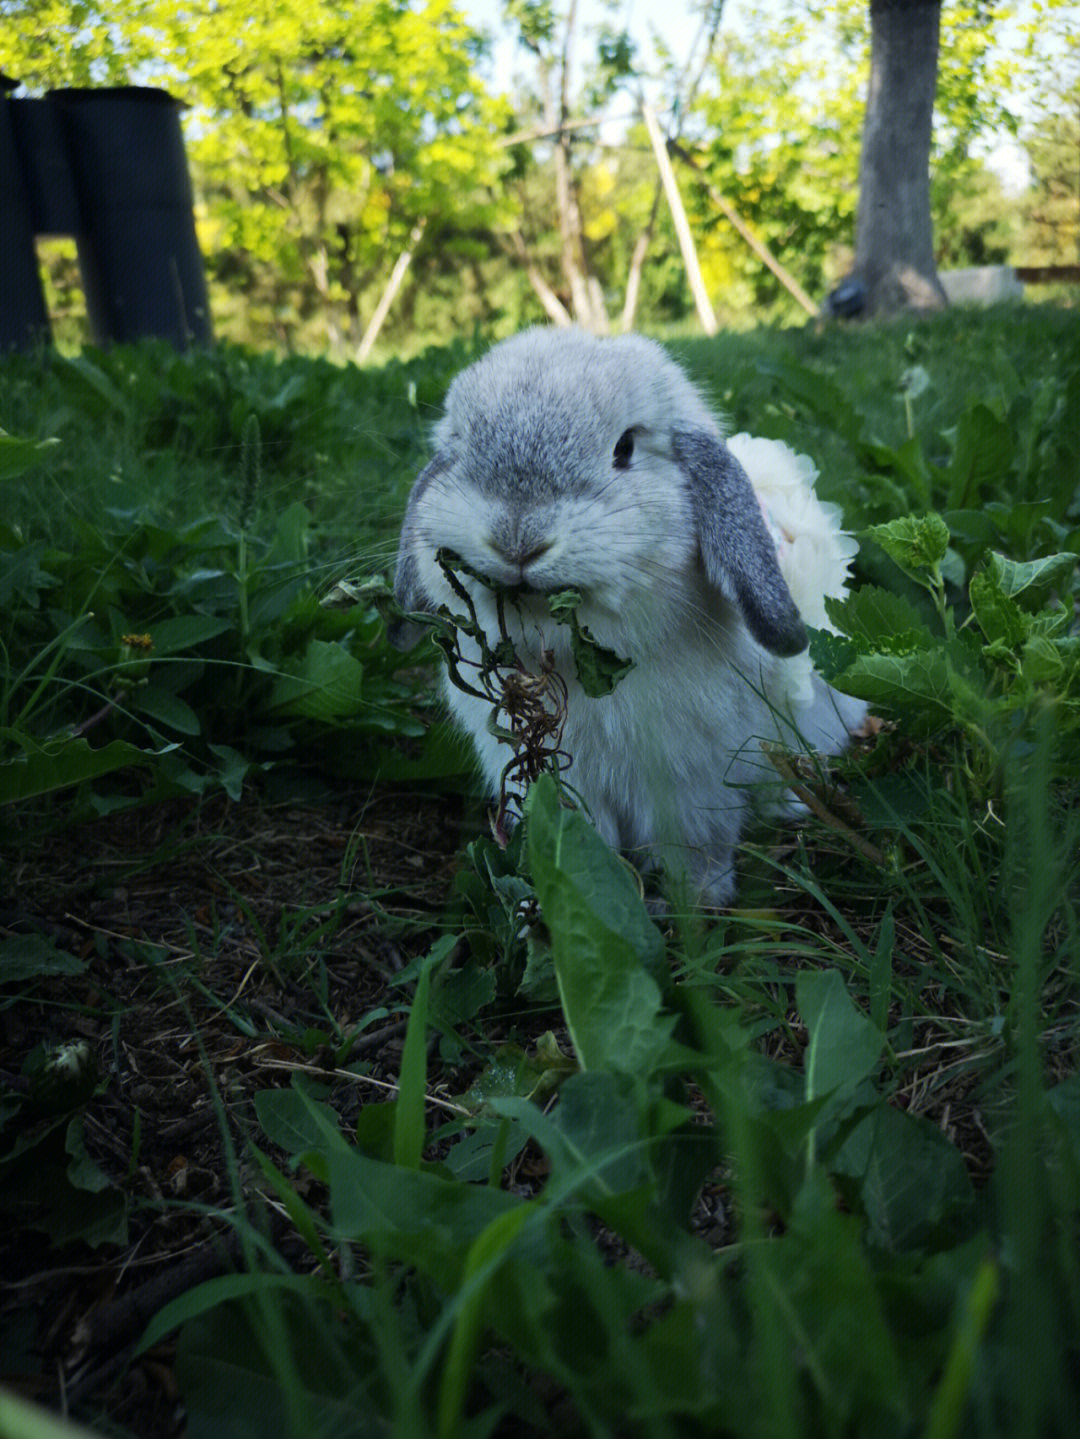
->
[[2, 301, 1080, 1437]]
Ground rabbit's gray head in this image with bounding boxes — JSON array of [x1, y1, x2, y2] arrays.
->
[[393, 327, 806, 657]]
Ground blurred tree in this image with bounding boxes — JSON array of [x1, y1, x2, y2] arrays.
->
[[849, 0, 949, 315], [499, 0, 728, 332], [1017, 6, 1080, 268], [501, 0, 632, 330], [0, 0, 510, 351], [152, 0, 511, 350], [682, 0, 1028, 319], [688, 2, 864, 318], [1021, 101, 1080, 268], [0, 0, 157, 86], [3, 0, 1073, 346]]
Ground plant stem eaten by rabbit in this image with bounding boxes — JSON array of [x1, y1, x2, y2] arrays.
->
[[391, 327, 867, 907]]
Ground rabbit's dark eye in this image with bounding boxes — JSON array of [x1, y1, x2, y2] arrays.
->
[[613, 430, 635, 469]]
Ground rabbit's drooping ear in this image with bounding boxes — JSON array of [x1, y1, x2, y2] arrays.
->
[[388, 456, 444, 650], [672, 428, 808, 658]]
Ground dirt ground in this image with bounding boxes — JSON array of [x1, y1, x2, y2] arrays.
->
[[0, 776, 1003, 1435], [1, 784, 484, 1434]]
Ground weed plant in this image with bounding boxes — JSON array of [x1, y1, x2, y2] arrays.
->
[[2, 302, 1080, 1435]]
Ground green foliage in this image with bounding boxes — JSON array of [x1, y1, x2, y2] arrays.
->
[[0, 342, 464, 819], [753, 332, 1080, 774], [682, 0, 1036, 318], [4, 311, 1080, 1433], [1, 1, 510, 351], [3, 0, 1074, 345], [116, 758, 1076, 1434]]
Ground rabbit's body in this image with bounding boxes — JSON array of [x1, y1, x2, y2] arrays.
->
[[393, 328, 866, 904]]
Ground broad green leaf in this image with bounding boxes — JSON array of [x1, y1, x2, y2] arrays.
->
[[807, 627, 862, 684], [268, 639, 364, 721], [866, 514, 950, 579], [828, 649, 956, 731], [175, 1295, 373, 1439], [756, 356, 867, 449], [247, 574, 312, 630], [834, 1104, 974, 1252], [943, 403, 1014, 509], [459, 1039, 576, 1114], [548, 1070, 648, 1195], [823, 585, 935, 645], [969, 569, 1029, 647], [431, 962, 496, 1028], [0, 728, 169, 803], [0, 934, 86, 985], [264, 500, 313, 566], [0, 541, 60, 607], [983, 551, 1077, 611], [64, 1114, 119, 1194], [774, 1170, 908, 1425], [1020, 634, 1077, 687], [438, 1118, 530, 1182], [797, 969, 884, 1108], [255, 1084, 340, 1157], [0, 1116, 128, 1248], [133, 686, 202, 735], [207, 743, 250, 801], [547, 590, 634, 696], [137, 1271, 334, 1358], [525, 774, 673, 1075], [327, 1145, 523, 1280], [55, 354, 128, 415], [567, 616, 634, 697], [0, 430, 60, 481], [148, 614, 233, 653]]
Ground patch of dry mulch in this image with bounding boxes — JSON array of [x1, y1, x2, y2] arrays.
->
[[1, 782, 480, 1436]]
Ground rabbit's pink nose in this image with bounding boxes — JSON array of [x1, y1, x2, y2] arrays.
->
[[488, 537, 552, 568]]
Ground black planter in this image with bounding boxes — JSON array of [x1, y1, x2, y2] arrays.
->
[[0, 79, 50, 350], [1, 84, 213, 350]]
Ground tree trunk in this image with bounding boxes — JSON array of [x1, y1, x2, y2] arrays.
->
[[503, 230, 573, 325], [551, 0, 604, 330], [852, 0, 948, 315], [642, 104, 717, 336], [355, 219, 426, 364], [620, 180, 662, 333]]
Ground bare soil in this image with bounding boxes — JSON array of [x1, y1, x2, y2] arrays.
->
[[0, 778, 1009, 1435], [1, 784, 476, 1435]]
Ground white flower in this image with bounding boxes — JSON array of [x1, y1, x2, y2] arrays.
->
[[726, 433, 860, 704]]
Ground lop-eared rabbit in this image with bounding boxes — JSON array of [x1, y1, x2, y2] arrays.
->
[[392, 327, 865, 905]]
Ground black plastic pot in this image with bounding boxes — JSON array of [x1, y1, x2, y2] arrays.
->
[[0, 79, 50, 350], [57, 87, 213, 347], [1, 83, 213, 350]]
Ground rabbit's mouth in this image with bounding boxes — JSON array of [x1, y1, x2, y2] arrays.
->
[[517, 577, 571, 598]]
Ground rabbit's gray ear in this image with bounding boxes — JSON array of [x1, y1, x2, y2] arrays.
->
[[388, 456, 444, 650], [672, 428, 808, 657]]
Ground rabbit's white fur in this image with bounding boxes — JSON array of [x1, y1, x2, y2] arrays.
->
[[393, 327, 866, 905]]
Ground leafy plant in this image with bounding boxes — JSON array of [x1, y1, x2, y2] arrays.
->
[[3, 313, 1079, 1436], [0, 350, 451, 820], [118, 768, 1078, 1435]]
